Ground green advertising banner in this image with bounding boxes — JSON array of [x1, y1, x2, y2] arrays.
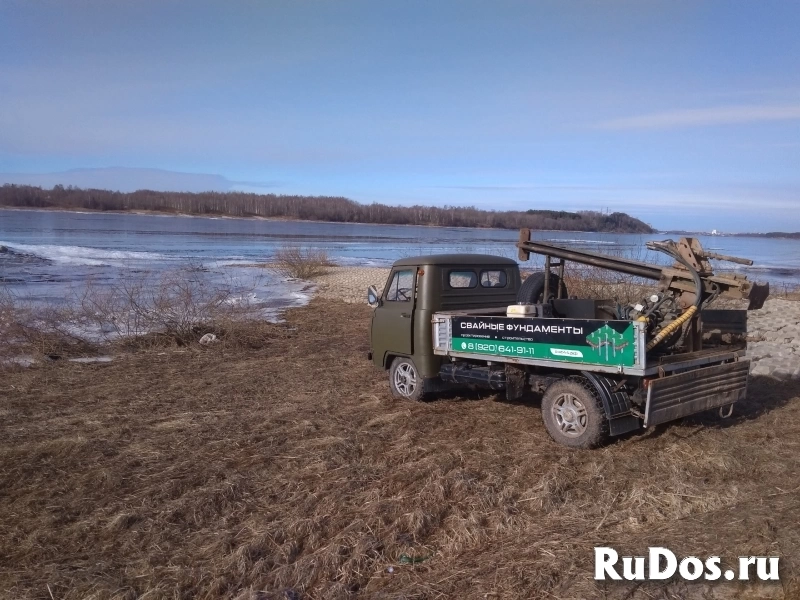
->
[[451, 317, 637, 367]]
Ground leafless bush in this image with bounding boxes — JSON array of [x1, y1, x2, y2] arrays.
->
[[771, 281, 800, 301], [269, 245, 333, 279], [521, 244, 659, 305], [0, 267, 270, 362], [78, 268, 272, 347], [562, 263, 655, 305], [84, 273, 221, 341], [0, 287, 96, 362]]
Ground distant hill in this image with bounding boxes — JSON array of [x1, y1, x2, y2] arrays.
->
[[522, 209, 653, 234], [0, 184, 655, 234], [0, 167, 240, 193]]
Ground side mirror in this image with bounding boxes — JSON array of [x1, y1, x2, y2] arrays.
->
[[367, 285, 380, 307]]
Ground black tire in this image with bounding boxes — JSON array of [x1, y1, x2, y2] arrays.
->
[[389, 356, 426, 401], [517, 271, 568, 304], [541, 377, 609, 448]]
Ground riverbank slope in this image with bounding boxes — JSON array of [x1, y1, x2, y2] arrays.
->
[[1, 297, 798, 599]]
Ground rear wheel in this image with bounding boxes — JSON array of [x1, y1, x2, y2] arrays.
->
[[517, 271, 568, 303], [389, 357, 426, 401], [541, 377, 608, 448]]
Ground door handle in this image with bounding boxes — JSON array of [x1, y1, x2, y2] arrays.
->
[[401, 313, 411, 318]]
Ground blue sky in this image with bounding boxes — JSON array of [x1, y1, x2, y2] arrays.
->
[[1, 1, 799, 232]]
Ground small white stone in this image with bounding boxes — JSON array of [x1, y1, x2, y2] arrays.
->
[[199, 333, 218, 345]]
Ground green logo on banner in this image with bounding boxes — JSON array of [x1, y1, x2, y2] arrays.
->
[[586, 324, 633, 363]]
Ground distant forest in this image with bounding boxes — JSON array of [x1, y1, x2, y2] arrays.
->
[[741, 232, 800, 240], [0, 184, 655, 233]]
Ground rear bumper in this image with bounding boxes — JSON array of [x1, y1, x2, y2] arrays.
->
[[644, 359, 749, 427]]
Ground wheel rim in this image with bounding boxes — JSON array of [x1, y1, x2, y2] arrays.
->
[[551, 393, 588, 437], [394, 362, 417, 397]]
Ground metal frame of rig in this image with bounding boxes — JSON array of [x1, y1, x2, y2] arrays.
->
[[516, 228, 769, 356]]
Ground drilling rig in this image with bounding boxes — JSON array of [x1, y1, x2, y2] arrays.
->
[[516, 228, 769, 356]]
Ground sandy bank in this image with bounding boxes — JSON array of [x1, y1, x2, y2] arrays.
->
[[310, 266, 391, 304]]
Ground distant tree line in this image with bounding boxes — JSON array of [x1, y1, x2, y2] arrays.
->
[[741, 232, 800, 240], [0, 184, 655, 233]]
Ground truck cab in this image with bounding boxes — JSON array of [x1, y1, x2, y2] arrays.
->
[[368, 255, 521, 399]]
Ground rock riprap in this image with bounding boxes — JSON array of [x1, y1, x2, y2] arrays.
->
[[747, 298, 800, 380]]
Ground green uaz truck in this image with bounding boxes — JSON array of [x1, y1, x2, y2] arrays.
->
[[367, 232, 767, 449]]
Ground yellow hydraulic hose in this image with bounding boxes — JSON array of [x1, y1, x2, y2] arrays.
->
[[646, 305, 698, 352]]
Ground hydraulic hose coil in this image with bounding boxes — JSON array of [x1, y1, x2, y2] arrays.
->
[[646, 305, 698, 351]]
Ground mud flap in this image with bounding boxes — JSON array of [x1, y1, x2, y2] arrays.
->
[[505, 365, 526, 401], [644, 359, 750, 427], [582, 371, 641, 437]]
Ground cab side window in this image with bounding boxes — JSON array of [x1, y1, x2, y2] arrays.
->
[[385, 269, 414, 302], [480, 269, 507, 288], [448, 270, 478, 289]]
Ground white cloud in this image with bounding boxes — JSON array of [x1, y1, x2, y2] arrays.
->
[[597, 104, 800, 130]]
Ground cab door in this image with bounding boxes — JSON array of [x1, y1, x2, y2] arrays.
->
[[372, 267, 416, 364]]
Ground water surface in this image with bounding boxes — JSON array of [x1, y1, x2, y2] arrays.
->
[[1, 209, 797, 312]]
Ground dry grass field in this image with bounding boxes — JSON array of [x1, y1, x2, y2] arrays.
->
[[1, 299, 799, 599]]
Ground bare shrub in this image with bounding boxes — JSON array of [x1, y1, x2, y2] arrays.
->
[[76, 268, 271, 347], [0, 288, 95, 362], [562, 263, 655, 305], [269, 245, 333, 279], [771, 281, 800, 301], [522, 244, 659, 305], [0, 267, 270, 360], [80, 272, 226, 344]]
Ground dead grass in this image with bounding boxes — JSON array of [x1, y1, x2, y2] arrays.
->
[[1, 300, 798, 599]]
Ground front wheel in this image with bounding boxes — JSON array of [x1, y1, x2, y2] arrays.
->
[[389, 357, 426, 401], [541, 377, 608, 448]]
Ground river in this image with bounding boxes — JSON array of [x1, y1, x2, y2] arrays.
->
[[1, 208, 798, 315]]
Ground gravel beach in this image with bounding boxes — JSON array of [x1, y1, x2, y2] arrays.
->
[[311, 265, 799, 381], [747, 298, 800, 379]]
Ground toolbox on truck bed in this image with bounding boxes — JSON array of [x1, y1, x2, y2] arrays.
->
[[644, 359, 750, 427]]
